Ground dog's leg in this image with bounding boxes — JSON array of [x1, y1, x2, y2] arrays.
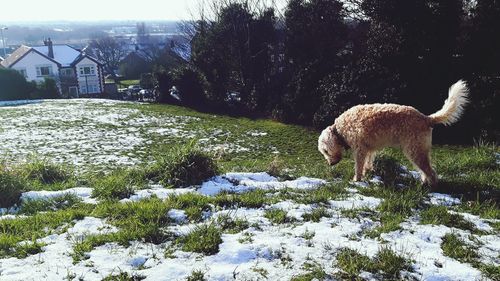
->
[[363, 151, 376, 176], [353, 149, 368, 181], [403, 144, 437, 188]]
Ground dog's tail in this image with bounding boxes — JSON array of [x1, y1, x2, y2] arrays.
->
[[429, 80, 469, 126]]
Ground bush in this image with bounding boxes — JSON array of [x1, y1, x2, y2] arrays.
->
[[148, 144, 219, 188], [0, 167, 25, 208], [170, 66, 209, 108], [0, 68, 34, 100]]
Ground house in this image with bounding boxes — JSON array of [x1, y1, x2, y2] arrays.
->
[[0, 39, 104, 97]]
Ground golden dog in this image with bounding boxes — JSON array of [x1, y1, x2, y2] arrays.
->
[[318, 80, 469, 186]]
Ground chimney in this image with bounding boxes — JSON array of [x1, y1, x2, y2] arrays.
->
[[44, 38, 54, 59]]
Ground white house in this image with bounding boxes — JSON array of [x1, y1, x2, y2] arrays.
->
[[0, 39, 104, 97]]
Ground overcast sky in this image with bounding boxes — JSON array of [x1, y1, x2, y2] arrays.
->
[[1, 0, 287, 22]]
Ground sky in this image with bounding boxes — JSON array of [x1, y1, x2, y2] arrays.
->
[[0, 0, 287, 23]]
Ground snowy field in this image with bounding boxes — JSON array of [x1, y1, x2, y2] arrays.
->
[[0, 99, 498, 280], [0, 99, 269, 170], [0, 173, 499, 280]]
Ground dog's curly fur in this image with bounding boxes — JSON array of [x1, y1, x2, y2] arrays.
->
[[318, 80, 469, 186]]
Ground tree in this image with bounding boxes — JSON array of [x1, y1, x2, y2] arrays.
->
[[283, 0, 348, 124], [89, 35, 128, 80], [190, 1, 279, 113]]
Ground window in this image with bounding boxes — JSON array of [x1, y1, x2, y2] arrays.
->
[[36, 66, 52, 77], [80, 86, 87, 94], [79, 65, 95, 76]]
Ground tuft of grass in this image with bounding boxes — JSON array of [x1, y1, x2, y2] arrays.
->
[[20, 194, 82, 215], [16, 159, 71, 185], [373, 247, 413, 279], [147, 144, 219, 188], [420, 206, 477, 232], [215, 213, 249, 234], [186, 270, 207, 281], [291, 262, 328, 281], [179, 224, 223, 255], [336, 247, 413, 279], [91, 169, 141, 200], [440, 233, 479, 264], [0, 166, 25, 208], [371, 154, 404, 186], [264, 209, 290, 224], [101, 271, 146, 281], [302, 207, 330, 222], [336, 248, 373, 279]]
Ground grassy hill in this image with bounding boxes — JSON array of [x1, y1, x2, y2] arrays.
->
[[0, 99, 498, 280]]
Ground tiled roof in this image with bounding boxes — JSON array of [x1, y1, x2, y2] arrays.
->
[[0, 45, 31, 68]]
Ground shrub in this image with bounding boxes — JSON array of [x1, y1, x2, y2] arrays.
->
[[148, 144, 219, 188], [0, 167, 25, 208], [170, 66, 209, 108]]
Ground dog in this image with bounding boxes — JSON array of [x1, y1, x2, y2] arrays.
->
[[318, 80, 469, 187]]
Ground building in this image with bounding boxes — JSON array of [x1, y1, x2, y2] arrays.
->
[[0, 39, 104, 97]]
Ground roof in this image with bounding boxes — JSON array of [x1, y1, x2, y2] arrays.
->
[[1, 44, 102, 69], [32, 45, 81, 67], [0, 45, 31, 68]]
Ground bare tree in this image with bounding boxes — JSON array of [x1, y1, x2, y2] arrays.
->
[[89, 35, 128, 80]]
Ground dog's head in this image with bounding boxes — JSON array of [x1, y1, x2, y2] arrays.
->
[[318, 125, 344, 166]]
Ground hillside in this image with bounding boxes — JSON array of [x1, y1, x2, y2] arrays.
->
[[0, 99, 499, 280]]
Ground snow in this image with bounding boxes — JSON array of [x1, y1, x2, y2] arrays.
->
[[0, 172, 497, 280], [21, 187, 96, 204], [428, 193, 461, 206], [0, 99, 269, 171], [198, 173, 326, 196]]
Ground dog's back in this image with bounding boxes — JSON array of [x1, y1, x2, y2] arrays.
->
[[335, 103, 431, 149]]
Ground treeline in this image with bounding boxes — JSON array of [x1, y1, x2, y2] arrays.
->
[[155, 0, 498, 144], [0, 68, 60, 100]]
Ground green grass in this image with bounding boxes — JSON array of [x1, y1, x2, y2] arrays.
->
[[420, 205, 478, 233], [0, 205, 92, 258], [178, 224, 223, 255], [147, 143, 219, 188], [264, 209, 291, 224], [335, 247, 413, 279], [20, 194, 82, 215], [0, 166, 25, 208], [441, 233, 479, 264], [362, 185, 428, 238], [302, 207, 330, 222]]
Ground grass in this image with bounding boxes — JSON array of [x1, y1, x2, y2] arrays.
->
[[420, 205, 478, 233], [0, 101, 498, 278], [20, 194, 82, 215], [264, 209, 291, 224], [91, 169, 143, 200], [335, 247, 413, 279], [302, 207, 330, 222], [0, 166, 25, 208], [178, 224, 223, 255], [440, 233, 479, 263], [0, 205, 92, 258], [362, 185, 428, 238], [147, 143, 219, 188]]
